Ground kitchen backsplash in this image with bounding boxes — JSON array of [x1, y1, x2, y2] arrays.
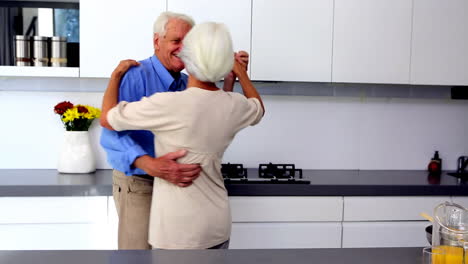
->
[[0, 78, 467, 170]]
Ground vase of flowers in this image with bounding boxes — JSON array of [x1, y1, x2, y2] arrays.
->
[[54, 101, 101, 173]]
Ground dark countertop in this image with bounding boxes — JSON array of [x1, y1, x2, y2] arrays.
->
[[0, 247, 423, 264], [0, 169, 466, 197]]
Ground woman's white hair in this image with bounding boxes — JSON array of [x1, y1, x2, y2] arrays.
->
[[153, 11, 195, 36], [178, 22, 234, 83]]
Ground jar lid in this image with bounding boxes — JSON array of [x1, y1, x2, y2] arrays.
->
[[33, 36, 49, 40], [15, 35, 30, 40], [51, 36, 67, 41]]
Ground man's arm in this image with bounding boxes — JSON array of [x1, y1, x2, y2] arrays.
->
[[101, 60, 201, 187], [101, 60, 137, 128]]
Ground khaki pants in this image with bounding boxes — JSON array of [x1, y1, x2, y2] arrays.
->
[[112, 170, 153, 249]]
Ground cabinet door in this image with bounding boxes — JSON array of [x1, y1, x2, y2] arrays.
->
[[0, 224, 112, 250], [0, 196, 111, 250], [343, 196, 450, 221], [108, 196, 119, 249], [167, 0, 251, 56], [231, 222, 342, 249], [250, 0, 333, 82], [342, 222, 430, 248], [230, 196, 343, 222], [80, 0, 166, 77], [332, 0, 412, 84], [0, 197, 107, 224], [410, 0, 468, 85]]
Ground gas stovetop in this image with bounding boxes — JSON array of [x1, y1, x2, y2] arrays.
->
[[222, 163, 310, 184]]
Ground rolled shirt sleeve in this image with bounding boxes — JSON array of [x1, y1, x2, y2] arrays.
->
[[229, 93, 264, 129], [245, 97, 264, 126]]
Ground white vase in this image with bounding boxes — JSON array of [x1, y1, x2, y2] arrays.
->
[[57, 131, 96, 173]]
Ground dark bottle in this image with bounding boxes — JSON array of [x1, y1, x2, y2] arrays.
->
[[428, 151, 442, 175]]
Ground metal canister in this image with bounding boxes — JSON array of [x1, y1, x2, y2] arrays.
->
[[14, 36, 31, 66], [51, 36, 67, 67], [32, 36, 49, 67]]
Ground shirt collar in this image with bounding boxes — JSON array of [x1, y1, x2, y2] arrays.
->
[[150, 55, 181, 90]]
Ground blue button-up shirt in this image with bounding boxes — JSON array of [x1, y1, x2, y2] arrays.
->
[[100, 55, 188, 175]]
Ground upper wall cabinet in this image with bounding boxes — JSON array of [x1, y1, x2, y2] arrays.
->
[[80, 0, 166, 78], [250, 0, 333, 82], [167, 0, 251, 57], [410, 0, 468, 85], [332, 0, 413, 84]]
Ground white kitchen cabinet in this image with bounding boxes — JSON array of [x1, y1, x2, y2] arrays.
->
[[106, 196, 343, 249], [80, 0, 167, 77], [332, 0, 412, 84], [230, 196, 343, 222], [167, 0, 251, 57], [108, 196, 118, 249], [0, 223, 112, 250], [342, 221, 430, 248], [0, 196, 111, 250], [343, 196, 450, 221], [0, 197, 107, 224], [229, 197, 342, 249], [341, 196, 447, 248], [231, 222, 341, 249], [250, 0, 333, 82], [410, 0, 468, 85]]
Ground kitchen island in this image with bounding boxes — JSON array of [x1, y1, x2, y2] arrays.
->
[[0, 247, 422, 264], [0, 169, 466, 197]]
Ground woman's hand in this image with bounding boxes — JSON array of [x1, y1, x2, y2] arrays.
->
[[227, 51, 249, 78], [232, 59, 248, 78], [111, 59, 140, 80], [235, 51, 249, 71], [223, 51, 249, 92]]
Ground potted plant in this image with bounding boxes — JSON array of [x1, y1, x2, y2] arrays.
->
[[54, 101, 101, 173]]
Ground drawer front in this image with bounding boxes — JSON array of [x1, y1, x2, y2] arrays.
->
[[230, 196, 343, 222], [0, 223, 112, 250], [343, 196, 450, 221], [342, 221, 430, 248], [230, 222, 342, 249], [0, 197, 108, 224]]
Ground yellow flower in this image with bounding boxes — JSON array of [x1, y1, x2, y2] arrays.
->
[[62, 107, 80, 122], [83, 105, 101, 119]]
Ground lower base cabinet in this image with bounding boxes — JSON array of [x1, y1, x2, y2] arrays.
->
[[231, 222, 342, 249], [0, 196, 111, 250], [0, 195, 464, 249], [342, 221, 430, 248], [0, 223, 112, 250]]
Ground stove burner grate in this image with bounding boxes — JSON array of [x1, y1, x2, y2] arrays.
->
[[221, 162, 310, 184], [259, 163, 303, 180]]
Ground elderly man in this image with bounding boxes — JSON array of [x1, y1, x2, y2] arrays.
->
[[100, 11, 248, 249]]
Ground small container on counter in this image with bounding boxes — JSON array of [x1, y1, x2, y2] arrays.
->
[[428, 151, 442, 175]]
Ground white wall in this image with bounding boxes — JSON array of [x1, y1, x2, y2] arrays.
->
[[0, 78, 467, 170]]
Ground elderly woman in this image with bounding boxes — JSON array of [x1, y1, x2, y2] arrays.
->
[[101, 22, 265, 250]]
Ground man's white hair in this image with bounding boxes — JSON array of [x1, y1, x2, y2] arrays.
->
[[178, 22, 234, 83], [153, 11, 195, 36]]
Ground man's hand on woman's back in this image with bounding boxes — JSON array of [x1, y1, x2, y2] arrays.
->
[[133, 150, 201, 187]]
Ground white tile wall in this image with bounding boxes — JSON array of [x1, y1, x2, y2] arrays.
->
[[0, 78, 467, 170]]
